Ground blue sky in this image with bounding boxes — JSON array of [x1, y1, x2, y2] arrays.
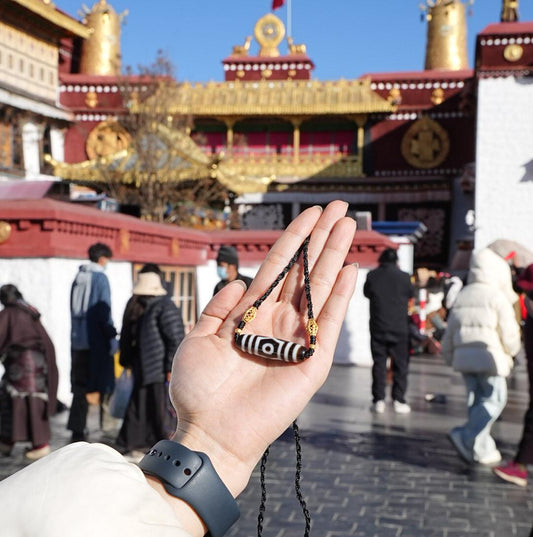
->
[[58, 0, 533, 81]]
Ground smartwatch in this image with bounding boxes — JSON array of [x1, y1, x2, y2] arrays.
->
[[138, 440, 240, 537]]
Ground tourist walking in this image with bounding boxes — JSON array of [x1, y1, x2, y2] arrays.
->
[[68, 242, 117, 442], [116, 270, 185, 457], [0, 284, 58, 460], [494, 262, 533, 486], [442, 248, 521, 465], [363, 247, 415, 413]]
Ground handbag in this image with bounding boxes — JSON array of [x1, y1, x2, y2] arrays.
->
[[109, 369, 133, 419]]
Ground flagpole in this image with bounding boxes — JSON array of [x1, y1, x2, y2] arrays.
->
[[287, 0, 292, 37]]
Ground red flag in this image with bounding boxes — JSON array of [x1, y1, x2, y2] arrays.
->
[[272, 0, 284, 9]]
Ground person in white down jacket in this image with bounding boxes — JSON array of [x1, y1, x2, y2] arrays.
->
[[442, 247, 522, 466]]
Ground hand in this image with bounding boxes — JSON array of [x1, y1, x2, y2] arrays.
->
[[169, 201, 358, 497]]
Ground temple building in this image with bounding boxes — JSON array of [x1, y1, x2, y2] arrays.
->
[[50, 0, 529, 270], [0, 0, 89, 182]]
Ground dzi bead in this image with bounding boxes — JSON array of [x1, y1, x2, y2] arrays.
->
[[235, 333, 308, 362]]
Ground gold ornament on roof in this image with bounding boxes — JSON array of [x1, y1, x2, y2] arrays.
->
[[0, 221, 12, 244], [79, 0, 128, 76], [387, 88, 402, 106], [431, 88, 444, 105], [287, 36, 306, 55], [503, 43, 523, 62], [232, 36, 252, 56], [421, 0, 472, 70], [85, 91, 98, 108], [501, 0, 519, 22], [86, 120, 131, 159], [401, 115, 450, 169], [254, 13, 285, 57]]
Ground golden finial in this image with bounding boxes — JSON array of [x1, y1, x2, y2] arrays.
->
[[79, 0, 128, 76], [421, 0, 473, 70], [501, 0, 519, 22]]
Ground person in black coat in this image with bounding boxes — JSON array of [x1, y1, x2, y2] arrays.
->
[[116, 270, 185, 455], [363, 248, 415, 414]]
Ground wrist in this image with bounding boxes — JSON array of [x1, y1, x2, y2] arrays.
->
[[139, 440, 240, 537], [171, 428, 256, 498]]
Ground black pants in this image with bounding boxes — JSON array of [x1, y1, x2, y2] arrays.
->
[[67, 349, 90, 436], [67, 349, 109, 436], [116, 382, 172, 451], [516, 317, 533, 464], [370, 334, 410, 403]]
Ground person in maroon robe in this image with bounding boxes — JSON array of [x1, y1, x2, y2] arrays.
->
[[0, 284, 58, 460]]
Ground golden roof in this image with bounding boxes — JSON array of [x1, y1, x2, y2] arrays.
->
[[136, 78, 395, 117], [10, 0, 91, 38], [46, 125, 275, 194]]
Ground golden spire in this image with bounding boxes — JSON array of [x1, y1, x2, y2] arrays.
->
[[79, 0, 128, 76], [501, 0, 519, 22], [421, 0, 472, 70]]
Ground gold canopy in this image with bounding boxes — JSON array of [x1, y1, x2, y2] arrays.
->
[[133, 77, 395, 117]]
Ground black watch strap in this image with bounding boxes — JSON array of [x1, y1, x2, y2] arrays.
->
[[138, 440, 240, 537]]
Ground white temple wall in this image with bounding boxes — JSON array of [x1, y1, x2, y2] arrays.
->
[[0, 257, 131, 404], [475, 76, 533, 250]]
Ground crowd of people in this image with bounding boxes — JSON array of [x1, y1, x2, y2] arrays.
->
[[0, 238, 255, 463], [0, 200, 532, 536]]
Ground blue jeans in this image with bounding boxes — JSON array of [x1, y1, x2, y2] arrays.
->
[[456, 374, 507, 462]]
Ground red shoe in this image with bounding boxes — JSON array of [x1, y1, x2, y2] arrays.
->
[[493, 461, 528, 487]]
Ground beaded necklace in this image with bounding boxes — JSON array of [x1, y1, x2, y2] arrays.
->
[[234, 236, 315, 537]]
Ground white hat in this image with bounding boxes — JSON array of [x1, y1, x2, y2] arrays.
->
[[132, 272, 167, 296]]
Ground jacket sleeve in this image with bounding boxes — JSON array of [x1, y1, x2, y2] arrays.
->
[[158, 300, 186, 373], [93, 273, 117, 339], [496, 295, 522, 358], [440, 312, 456, 366], [0, 310, 10, 354]]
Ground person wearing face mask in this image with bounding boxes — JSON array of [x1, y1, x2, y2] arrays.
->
[[213, 245, 253, 296]]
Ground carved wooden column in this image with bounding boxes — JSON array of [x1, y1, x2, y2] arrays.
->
[[291, 118, 302, 165], [353, 114, 367, 177], [224, 119, 236, 156]]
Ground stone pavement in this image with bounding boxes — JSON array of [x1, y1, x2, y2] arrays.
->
[[1, 354, 532, 536]]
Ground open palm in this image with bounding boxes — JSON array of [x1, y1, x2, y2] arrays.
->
[[169, 201, 358, 496]]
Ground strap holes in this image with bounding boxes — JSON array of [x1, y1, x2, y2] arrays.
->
[[173, 459, 181, 466]]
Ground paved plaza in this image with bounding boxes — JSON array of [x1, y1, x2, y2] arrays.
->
[[1, 353, 532, 536]]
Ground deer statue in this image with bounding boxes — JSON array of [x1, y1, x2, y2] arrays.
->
[[232, 36, 252, 56], [287, 36, 307, 55]]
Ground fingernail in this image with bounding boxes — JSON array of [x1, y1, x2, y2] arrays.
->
[[312, 205, 323, 212], [232, 279, 248, 290], [352, 262, 359, 268]]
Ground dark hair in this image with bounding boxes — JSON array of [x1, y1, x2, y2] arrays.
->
[[88, 243, 113, 263], [0, 284, 23, 306], [139, 263, 162, 275], [378, 248, 398, 264]]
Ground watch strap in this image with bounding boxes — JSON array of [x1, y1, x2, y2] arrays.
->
[[138, 440, 240, 537]]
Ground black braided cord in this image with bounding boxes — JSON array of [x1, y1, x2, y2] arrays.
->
[[254, 236, 314, 536], [257, 422, 311, 537]]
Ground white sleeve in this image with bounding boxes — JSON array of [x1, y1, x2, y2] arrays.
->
[[0, 442, 192, 537]]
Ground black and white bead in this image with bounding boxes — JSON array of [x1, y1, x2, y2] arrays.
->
[[235, 333, 308, 362]]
